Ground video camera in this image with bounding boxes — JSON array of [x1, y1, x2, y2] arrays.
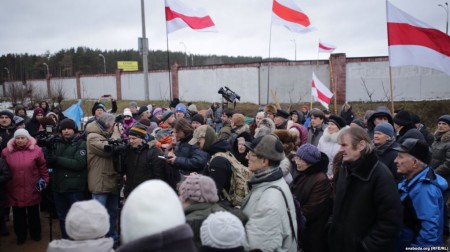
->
[[36, 125, 61, 151], [218, 86, 240, 103], [102, 138, 128, 154]]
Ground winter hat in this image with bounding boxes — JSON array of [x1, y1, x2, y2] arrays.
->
[[128, 123, 148, 139], [393, 138, 431, 164], [91, 103, 106, 116], [14, 128, 31, 139], [169, 98, 180, 109], [46, 112, 58, 119], [59, 118, 77, 133], [296, 143, 321, 165], [244, 134, 285, 161], [179, 174, 219, 203], [328, 115, 347, 129], [351, 118, 366, 128], [275, 109, 290, 119], [121, 180, 185, 244], [65, 200, 109, 240], [438, 115, 450, 125], [129, 101, 138, 108], [393, 110, 412, 126], [374, 122, 394, 138], [123, 108, 132, 117], [137, 106, 148, 116], [175, 103, 187, 114], [161, 110, 174, 122], [153, 107, 163, 116], [0, 110, 14, 121], [139, 118, 151, 126], [411, 113, 421, 124], [13, 116, 24, 126], [191, 114, 205, 124], [147, 104, 153, 114], [187, 104, 198, 113], [33, 107, 45, 117], [189, 125, 217, 151], [264, 104, 277, 115], [200, 211, 245, 249]]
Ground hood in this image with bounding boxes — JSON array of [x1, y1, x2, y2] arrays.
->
[[209, 139, 231, 155], [7, 137, 37, 152], [85, 120, 110, 138], [47, 238, 114, 252], [367, 107, 393, 129]]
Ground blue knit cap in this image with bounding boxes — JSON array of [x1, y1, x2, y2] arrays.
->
[[374, 122, 394, 138], [296, 143, 321, 164], [438, 115, 450, 125], [175, 103, 187, 114]]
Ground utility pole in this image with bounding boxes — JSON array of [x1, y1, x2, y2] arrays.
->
[[438, 2, 449, 34], [99, 54, 106, 73], [141, 0, 150, 100]]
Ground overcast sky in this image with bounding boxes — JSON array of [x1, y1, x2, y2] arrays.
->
[[0, 0, 447, 61]]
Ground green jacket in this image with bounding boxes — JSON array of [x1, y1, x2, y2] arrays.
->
[[52, 136, 87, 193]]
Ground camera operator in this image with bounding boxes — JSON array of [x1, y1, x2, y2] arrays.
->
[[122, 123, 166, 198], [45, 118, 87, 239], [85, 113, 121, 243]]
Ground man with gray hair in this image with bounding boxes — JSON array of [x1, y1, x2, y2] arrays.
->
[[241, 134, 297, 251], [85, 113, 122, 243], [328, 127, 402, 252]]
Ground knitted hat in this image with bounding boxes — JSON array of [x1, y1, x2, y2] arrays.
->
[[13, 116, 24, 126], [65, 200, 109, 240], [275, 109, 290, 119], [161, 111, 174, 122], [179, 174, 219, 203], [351, 118, 366, 128], [393, 110, 412, 126], [14, 128, 31, 139], [91, 103, 106, 116], [438, 115, 450, 125], [175, 103, 187, 114], [129, 101, 138, 108], [191, 114, 205, 124], [121, 180, 185, 244], [33, 107, 45, 118], [0, 110, 14, 121], [187, 104, 198, 112], [139, 118, 151, 126], [59, 118, 77, 133], [137, 106, 148, 116], [200, 211, 245, 249], [328, 115, 347, 129], [393, 138, 431, 164], [153, 107, 163, 116], [244, 134, 285, 161], [46, 112, 58, 119], [128, 123, 148, 139], [296, 143, 321, 165], [123, 108, 132, 117], [374, 122, 394, 138]]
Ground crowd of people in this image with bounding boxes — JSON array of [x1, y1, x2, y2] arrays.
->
[[0, 96, 448, 252]]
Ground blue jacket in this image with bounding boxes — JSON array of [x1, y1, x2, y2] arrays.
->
[[397, 167, 448, 250]]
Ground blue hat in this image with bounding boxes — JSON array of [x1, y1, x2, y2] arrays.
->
[[438, 115, 450, 125], [296, 143, 321, 165], [175, 104, 187, 114], [374, 122, 394, 138]]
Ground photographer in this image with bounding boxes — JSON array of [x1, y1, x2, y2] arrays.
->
[[46, 118, 87, 239], [122, 124, 166, 198], [85, 113, 121, 242]]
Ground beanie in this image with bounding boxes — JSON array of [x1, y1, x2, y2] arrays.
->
[[153, 107, 163, 116], [191, 114, 205, 124], [438, 115, 450, 125], [123, 108, 132, 117], [393, 110, 412, 126], [296, 143, 321, 165], [13, 116, 24, 126], [374, 122, 394, 138], [128, 123, 148, 139], [65, 200, 109, 240], [46, 112, 58, 119], [91, 103, 106, 116], [328, 115, 347, 129], [179, 174, 219, 203], [33, 107, 45, 118], [129, 101, 138, 108], [0, 110, 14, 121], [14, 128, 31, 139], [139, 118, 151, 127], [200, 211, 245, 249], [187, 104, 198, 113], [59, 118, 77, 133], [121, 180, 185, 244], [175, 103, 187, 114], [162, 111, 174, 122], [137, 106, 148, 116]]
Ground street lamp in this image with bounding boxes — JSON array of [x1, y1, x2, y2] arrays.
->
[[99, 54, 106, 73], [438, 2, 449, 34], [290, 39, 297, 61], [3, 67, 10, 80], [42, 63, 49, 78], [180, 42, 187, 66]]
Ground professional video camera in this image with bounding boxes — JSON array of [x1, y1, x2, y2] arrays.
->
[[102, 138, 128, 154], [218, 86, 241, 103], [36, 125, 61, 151]]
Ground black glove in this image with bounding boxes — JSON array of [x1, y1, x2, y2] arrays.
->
[[46, 155, 58, 166]]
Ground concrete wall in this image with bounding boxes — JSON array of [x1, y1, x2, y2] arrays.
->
[[121, 71, 170, 101]]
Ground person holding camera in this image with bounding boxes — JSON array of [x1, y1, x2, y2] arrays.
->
[[85, 113, 121, 243], [46, 118, 87, 239], [2, 129, 49, 245]]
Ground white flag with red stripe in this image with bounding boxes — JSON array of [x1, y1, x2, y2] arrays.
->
[[311, 72, 333, 109], [319, 40, 336, 53], [387, 1, 450, 76], [165, 0, 217, 34], [271, 0, 315, 33]]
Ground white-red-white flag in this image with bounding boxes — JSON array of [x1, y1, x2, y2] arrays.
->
[[319, 40, 336, 53], [311, 72, 333, 109], [387, 1, 450, 76], [165, 0, 217, 34], [271, 0, 315, 33]]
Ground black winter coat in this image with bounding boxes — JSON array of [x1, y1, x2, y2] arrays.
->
[[174, 134, 208, 173], [0, 125, 15, 150], [396, 124, 426, 144], [375, 140, 403, 183], [328, 151, 402, 252], [203, 139, 232, 200], [0, 158, 11, 208]]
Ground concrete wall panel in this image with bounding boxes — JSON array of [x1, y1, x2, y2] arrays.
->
[[80, 76, 116, 99]]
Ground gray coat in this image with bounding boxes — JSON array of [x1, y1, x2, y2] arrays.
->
[[307, 123, 327, 147], [431, 131, 450, 184]]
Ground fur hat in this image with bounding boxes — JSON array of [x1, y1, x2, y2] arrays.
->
[[65, 200, 109, 240], [14, 128, 31, 139], [328, 115, 347, 129], [121, 180, 185, 244], [91, 103, 106, 116], [59, 118, 77, 133], [393, 138, 431, 164], [275, 109, 290, 119], [179, 174, 219, 203], [200, 211, 245, 249], [175, 103, 187, 114], [296, 143, 321, 165], [162, 111, 174, 122], [153, 107, 163, 116], [393, 110, 412, 126], [245, 134, 285, 161], [438, 115, 450, 125], [374, 122, 394, 138], [191, 114, 205, 124], [128, 123, 148, 139]]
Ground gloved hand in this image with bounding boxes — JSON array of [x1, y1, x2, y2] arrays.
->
[[46, 155, 58, 166], [35, 177, 46, 192]]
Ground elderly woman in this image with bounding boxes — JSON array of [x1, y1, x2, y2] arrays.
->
[[2, 129, 48, 244], [290, 144, 332, 252], [373, 122, 402, 183]]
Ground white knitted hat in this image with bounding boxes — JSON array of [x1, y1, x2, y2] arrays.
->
[[13, 128, 31, 139], [200, 211, 245, 249], [65, 200, 110, 240]]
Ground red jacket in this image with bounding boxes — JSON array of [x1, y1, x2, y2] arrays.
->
[[2, 138, 48, 207]]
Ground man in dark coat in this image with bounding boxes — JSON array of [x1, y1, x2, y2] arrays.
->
[[0, 110, 16, 150], [393, 110, 426, 144], [328, 127, 402, 252]]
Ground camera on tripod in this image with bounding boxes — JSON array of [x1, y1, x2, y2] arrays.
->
[[36, 125, 60, 150], [218, 86, 240, 103]]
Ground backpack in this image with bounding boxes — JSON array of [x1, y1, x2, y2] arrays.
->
[[209, 151, 252, 206]]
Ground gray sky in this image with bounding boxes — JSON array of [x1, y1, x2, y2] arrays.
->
[[0, 0, 447, 60]]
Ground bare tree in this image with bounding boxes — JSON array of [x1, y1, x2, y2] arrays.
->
[[360, 77, 375, 102]]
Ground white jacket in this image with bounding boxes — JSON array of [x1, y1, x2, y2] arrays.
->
[[318, 127, 347, 178]]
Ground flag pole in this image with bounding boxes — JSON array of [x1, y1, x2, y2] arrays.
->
[[329, 57, 337, 114], [389, 66, 395, 113], [164, 8, 173, 101], [317, 39, 320, 67], [267, 22, 273, 105]]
